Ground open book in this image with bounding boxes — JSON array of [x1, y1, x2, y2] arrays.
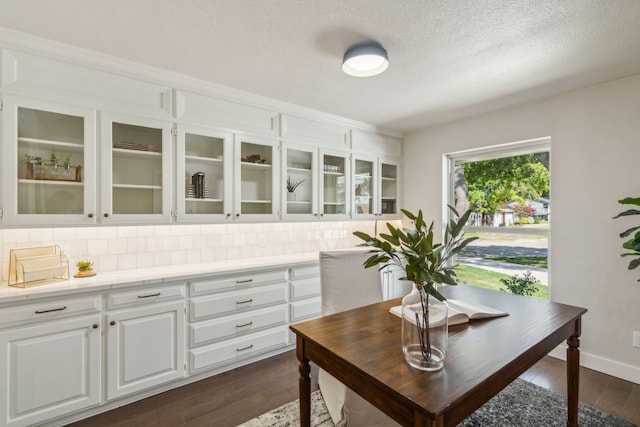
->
[[390, 299, 508, 326]]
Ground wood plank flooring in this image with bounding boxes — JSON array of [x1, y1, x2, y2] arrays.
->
[[68, 351, 639, 427]]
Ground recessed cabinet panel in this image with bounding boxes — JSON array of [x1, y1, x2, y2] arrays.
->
[[0, 315, 101, 427], [280, 114, 348, 148], [2, 96, 97, 224]]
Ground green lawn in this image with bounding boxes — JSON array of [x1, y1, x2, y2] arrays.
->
[[455, 264, 548, 300]]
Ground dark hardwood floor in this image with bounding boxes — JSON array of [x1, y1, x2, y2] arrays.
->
[[68, 351, 639, 427]]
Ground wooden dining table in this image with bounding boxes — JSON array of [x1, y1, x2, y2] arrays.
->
[[290, 284, 587, 427]]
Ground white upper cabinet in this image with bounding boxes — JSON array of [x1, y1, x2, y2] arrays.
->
[[281, 143, 350, 221], [176, 125, 233, 222], [280, 114, 349, 149], [1, 96, 98, 225], [234, 134, 280, 221], [100, 112, 172, 223], [174, 90, 278, 136]]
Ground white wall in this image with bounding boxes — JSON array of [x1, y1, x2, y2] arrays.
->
[[403, 74, 640, 383]]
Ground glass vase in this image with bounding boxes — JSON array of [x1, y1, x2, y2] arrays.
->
[[401, 283, 448, 371]]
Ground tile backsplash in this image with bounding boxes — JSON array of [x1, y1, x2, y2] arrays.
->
[[0, 221, 399, 281]]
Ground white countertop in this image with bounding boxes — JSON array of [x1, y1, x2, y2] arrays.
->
[[0, 252, 319, 304]]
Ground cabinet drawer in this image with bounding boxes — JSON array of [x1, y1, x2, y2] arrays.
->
[[107, 285, 185, 310], [0, 296, 101, 327], [290, 276, 321, 301], [290, 297, 322, 322], [189, 304, 288, 347], [289, 263, 320, 280], [190, 284, 286, 321], [189, 326, 288, 373], [190, 270, 286, 296]]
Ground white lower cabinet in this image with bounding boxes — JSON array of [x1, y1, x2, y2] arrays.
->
[[106, 288, 186, 400], [0, 312, 101, 427], [187, 268, 289, 373], [288, 263, 322, 323]]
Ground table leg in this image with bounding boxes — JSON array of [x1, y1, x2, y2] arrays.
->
[[566, 318, 581, 427], [296, 335, 311, 427]]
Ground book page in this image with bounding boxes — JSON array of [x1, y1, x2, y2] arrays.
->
[[390, 299, 507, 326]]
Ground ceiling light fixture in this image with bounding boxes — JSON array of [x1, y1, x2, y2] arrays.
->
[[342, 43, 389, 77]]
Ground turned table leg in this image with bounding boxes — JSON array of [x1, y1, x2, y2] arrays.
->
[[296, 335, 311, 427], [566, 318, 581, 427]]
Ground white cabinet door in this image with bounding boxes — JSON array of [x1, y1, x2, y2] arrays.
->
[[106, 301, 185, 399], [378, 157, 400, 219], [176, 124, 233, 222], [233, 134, 280, 221], [1, 95, 97, 225], [0, 315, 101, 427], [281, 142, 317, 220], [319, 148, 350, 221], [100, 112, 172, 223], [352, 155, 378, 220]]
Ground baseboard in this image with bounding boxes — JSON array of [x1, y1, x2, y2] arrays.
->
[[548, 346, 640, 385]]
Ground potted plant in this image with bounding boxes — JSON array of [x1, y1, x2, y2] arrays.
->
[[613, 197, 640, 281], [75, 258, 95, 277], [286, 176, 304, 201], [354, 206, 477, 371]]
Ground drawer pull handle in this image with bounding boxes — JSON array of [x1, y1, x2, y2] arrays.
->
[[35, 306, 67, 314], [236, 344, 253, 352], [236, 299, 253, 305], [236, 321, 253, 328], [236, 279, 253, 284], [138, 292, 161, 299]]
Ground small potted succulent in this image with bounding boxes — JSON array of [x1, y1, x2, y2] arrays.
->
[[286, 176, 304, 201], [75, 257, 96, 278]]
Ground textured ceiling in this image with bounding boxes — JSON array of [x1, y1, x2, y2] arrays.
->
[[1, 0, 640, 133]]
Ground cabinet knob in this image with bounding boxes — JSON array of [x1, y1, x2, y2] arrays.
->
[[320, 213, 324, 217], [236, 213, 240, 217], [92, 323, 99, 329], [88, 213, 94, 218], [226, 213, 231, 218], [110, 320, 116, 326], [104, 213, 110, 218]]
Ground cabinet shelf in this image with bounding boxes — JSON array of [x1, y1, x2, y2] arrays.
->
[[381, 197, 397, 200], [287, 201, 312, 205], [241, 199, 271, 203], [186, 197, 223, 203], [18, 137, 84, 151], [382, 176, 397, 181], [287, 166, 312, 173], [241, 161, 271, 170], [185, 155, 223, 164], [323, 201, 345, 206], [323, 171, 345, 176], [113, 184, 162, 190], [19, 179, 83, 187], [113, 148, 162, 159]]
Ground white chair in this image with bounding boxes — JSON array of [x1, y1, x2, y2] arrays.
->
[[318, 249, 399, 427]]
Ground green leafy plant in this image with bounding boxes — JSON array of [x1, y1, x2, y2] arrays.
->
[[76, 260, 93, 272], [50, 151, 58, 166], [286, 176, 304, 193], [613, 197, 640, 281], [500, 271, 540, 296], [353, 205, 478, 301]]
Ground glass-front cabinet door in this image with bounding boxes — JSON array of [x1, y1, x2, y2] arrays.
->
[[320, 149, 349, 220], [1, 96, 96, 225], [282, 143, 316, 219], [234, 135, 279, 221], [101, 113, 171, 223], [352, 157, 376, 219], [379, 159, 399, 218], [176, 125, 232, 222]]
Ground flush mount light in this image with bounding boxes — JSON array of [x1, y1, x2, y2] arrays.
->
[[342, 43, 389, 77]]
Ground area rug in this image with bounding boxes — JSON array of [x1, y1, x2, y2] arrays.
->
[[238, 378, 636, 427]]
